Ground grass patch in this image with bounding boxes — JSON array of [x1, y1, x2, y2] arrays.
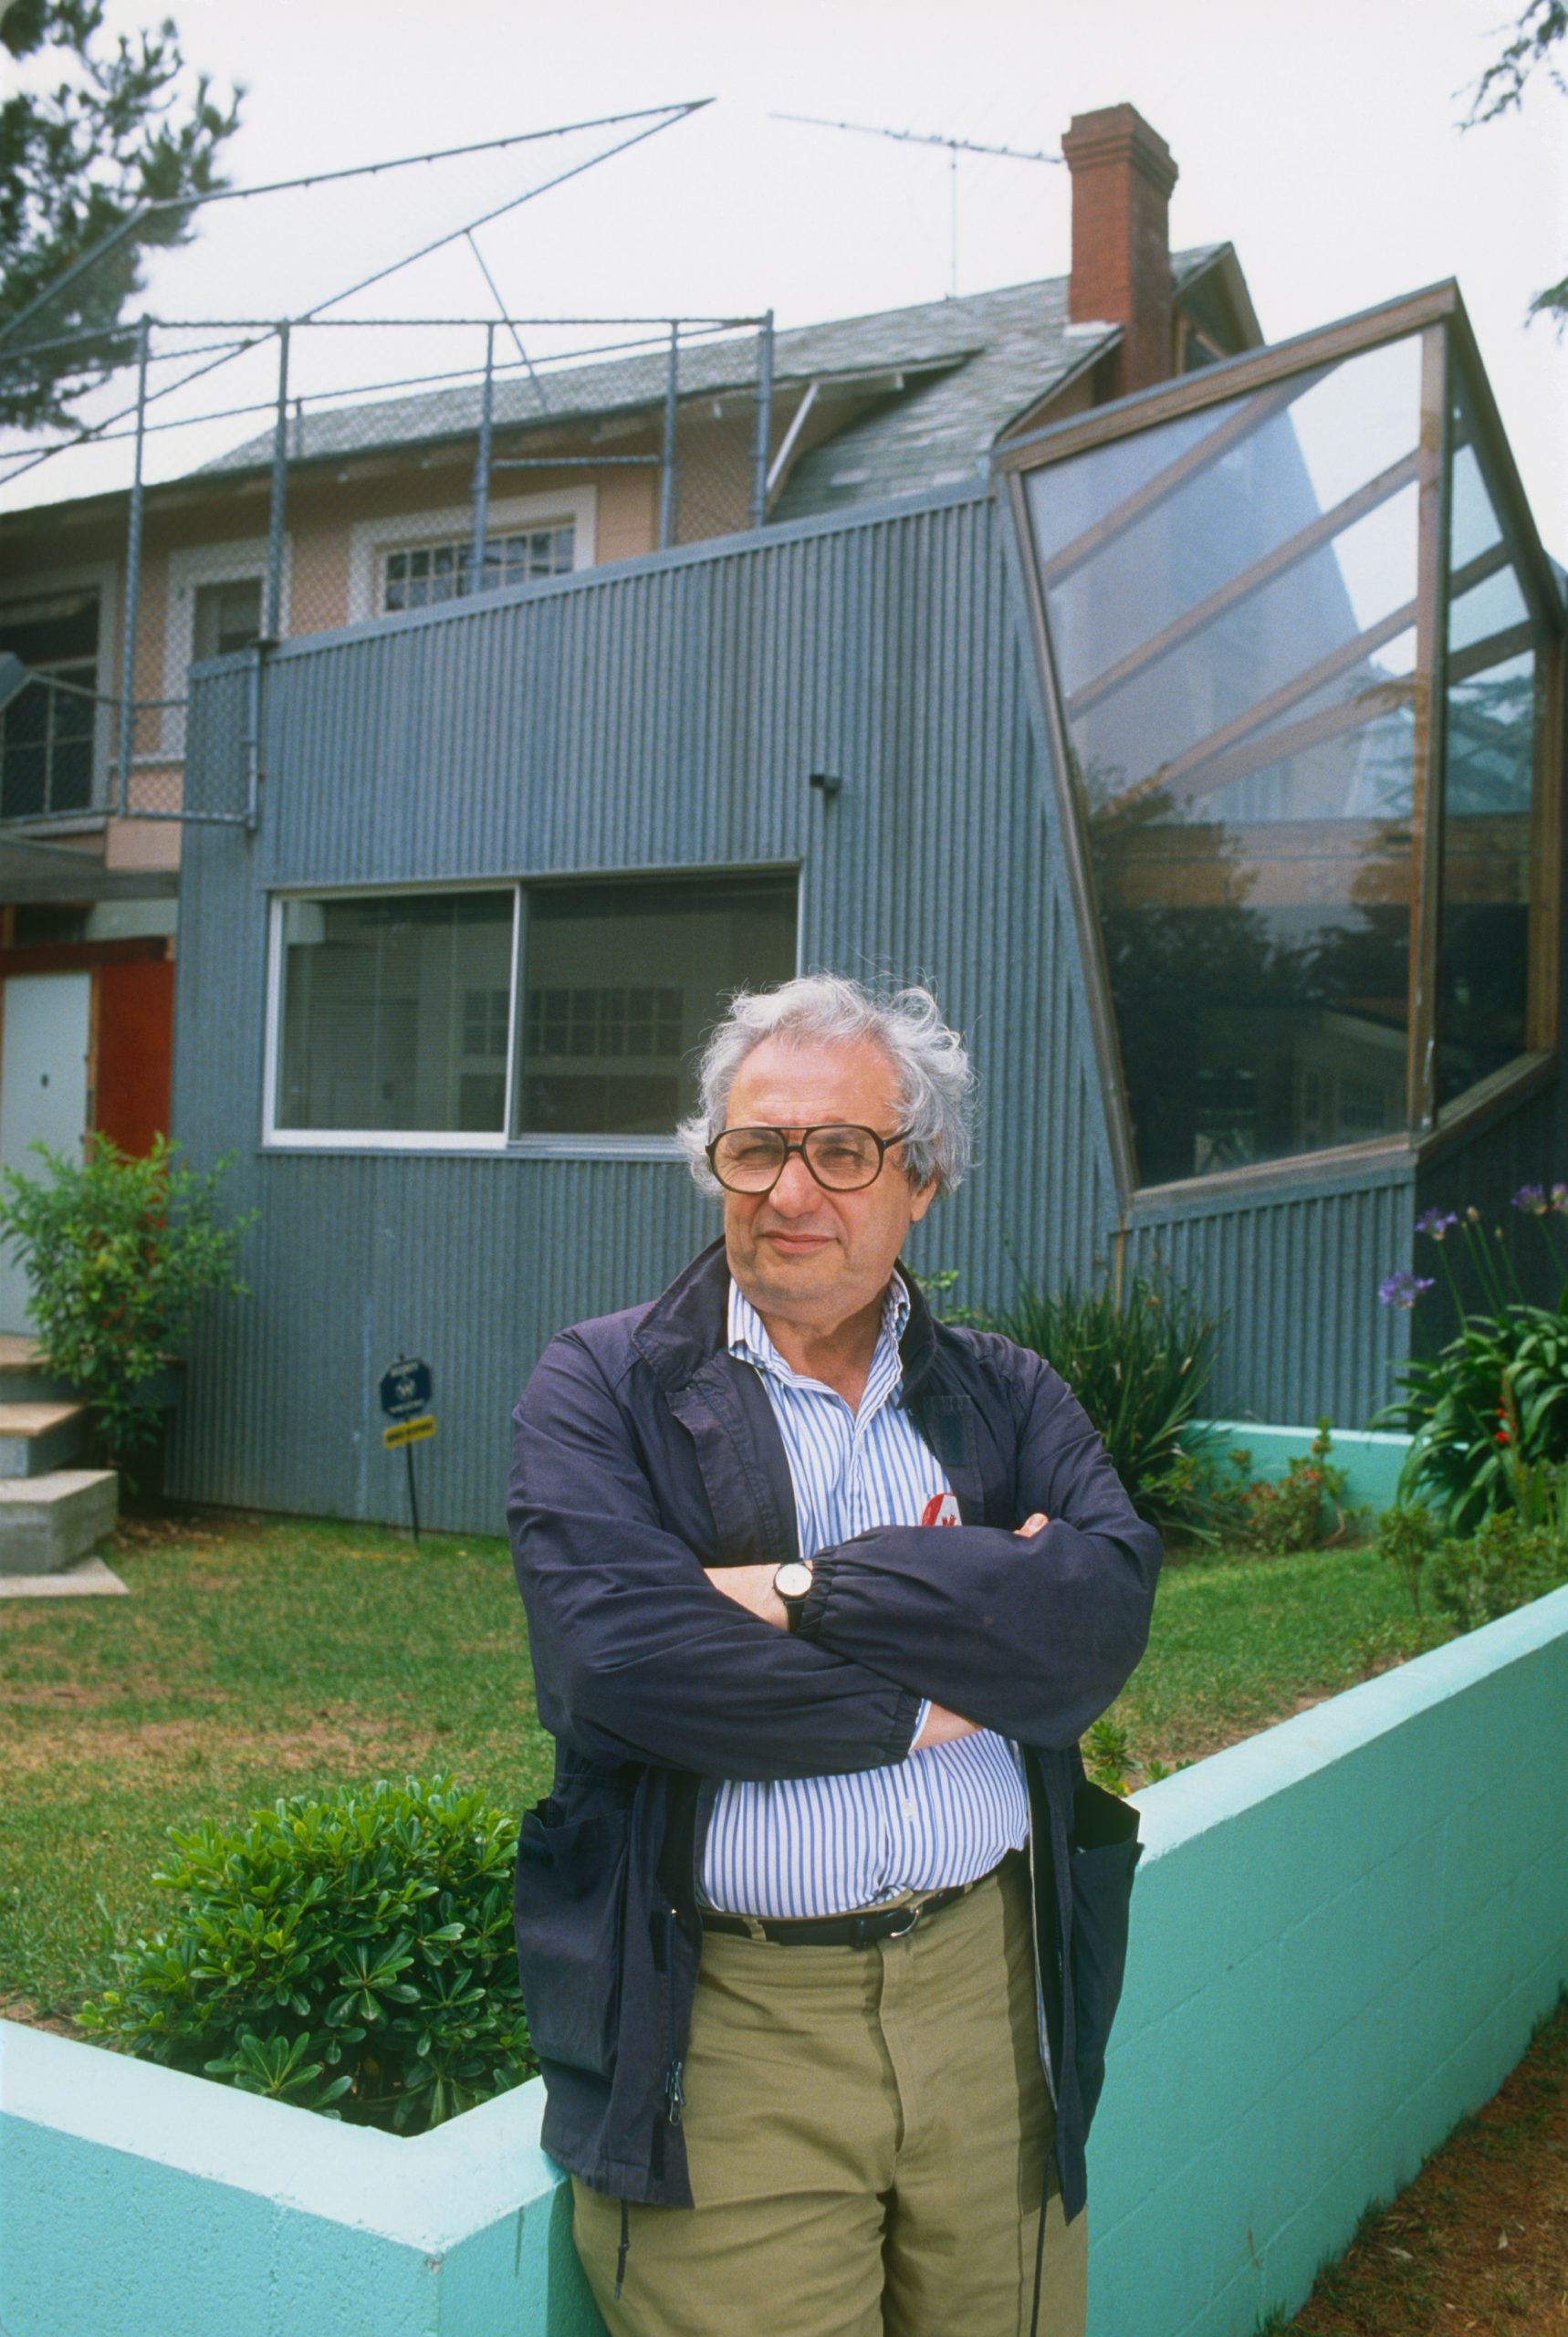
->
[[0, 1511, 1443, 2021], [1098, 1537, 1448, 1785], [0, 1511, 551, 2022]]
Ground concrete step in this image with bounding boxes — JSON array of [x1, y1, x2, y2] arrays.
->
[[0, 1335, 73, 1406], [0, 1401, 89, 1478], [0, 1470, 118, 1576]]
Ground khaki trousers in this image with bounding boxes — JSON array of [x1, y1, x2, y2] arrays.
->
[[572, 1857, 1089, 2337]]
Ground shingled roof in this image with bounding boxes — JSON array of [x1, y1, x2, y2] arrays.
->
[[199, 246, 1239, 519]]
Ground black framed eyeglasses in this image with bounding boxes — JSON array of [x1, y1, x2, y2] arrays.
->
[[706, 1123, 915, 1195]]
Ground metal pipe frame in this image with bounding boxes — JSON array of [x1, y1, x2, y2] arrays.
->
[[264, 323, 290, 644], [471, 325, 495, 592], [750, 309, 775, 530], [115, 316, 151, 820], [659, 323, 680, 552]]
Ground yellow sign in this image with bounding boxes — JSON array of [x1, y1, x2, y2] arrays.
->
[[382, 1413, 435, 1451]]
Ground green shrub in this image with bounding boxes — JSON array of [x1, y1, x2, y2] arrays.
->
[[1375, 1194, 1568, 1532], [1218, 1422, 1348, 1557], [0, 1133, 254, 1468], [79, 1776, 533, 2133], [1376, 1502, 1440, 1614], [993, 1269, 1222, 1534], [1426, 1513, 1568, 1634], [1379, 1305, 1568, 1533]]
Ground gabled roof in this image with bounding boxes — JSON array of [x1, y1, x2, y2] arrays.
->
[[197, 246, 1248, 515]]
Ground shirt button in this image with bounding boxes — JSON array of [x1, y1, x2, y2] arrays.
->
[[902, 1800, 916, 1819]]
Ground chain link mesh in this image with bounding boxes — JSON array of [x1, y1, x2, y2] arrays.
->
[[0, 308, 776, 832]]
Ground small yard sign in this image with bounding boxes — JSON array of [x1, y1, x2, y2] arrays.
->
[[380, 1357, 433, 1421], [379, 1354, 434, 1541], [382, 1414, 436, 1451]]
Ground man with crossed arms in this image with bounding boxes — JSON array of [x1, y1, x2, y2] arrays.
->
[[509, 974, 1160, 2337]]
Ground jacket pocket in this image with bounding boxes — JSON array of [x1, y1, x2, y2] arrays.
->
[[1068, 1779, 1142, 2131], [513, 1797, 630, 2080]]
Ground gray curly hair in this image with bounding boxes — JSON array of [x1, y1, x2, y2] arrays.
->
[[675, 974, 976, 1199]]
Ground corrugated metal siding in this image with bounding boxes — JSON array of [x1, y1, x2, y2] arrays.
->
[[170, 495, 1121, 1532], [1124, 1169, 1416, 1429], [171, 489, 1553, 1523]]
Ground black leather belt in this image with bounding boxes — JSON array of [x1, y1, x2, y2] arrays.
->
[[700, 1865, 997, 1949]]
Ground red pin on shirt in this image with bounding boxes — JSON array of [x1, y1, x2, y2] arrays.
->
[[920, 1491, 963, 1528]]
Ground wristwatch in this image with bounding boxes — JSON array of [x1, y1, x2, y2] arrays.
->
[[772, 1559, 814, 1630]]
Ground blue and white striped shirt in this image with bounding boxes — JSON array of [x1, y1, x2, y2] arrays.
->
[[700, 1274, 1030, 1917]]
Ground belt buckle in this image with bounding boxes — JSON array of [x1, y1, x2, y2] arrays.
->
[[883, 1901, 923, 1941]]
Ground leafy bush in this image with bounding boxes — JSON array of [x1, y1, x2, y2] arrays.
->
[[1426, 1511, 1568, 1634], [1215, 1422, 1348, 1557], [993, 1269, 1222, 1533], [0, 1133, 253, 1467], [1375, 1193, 1568, 1532], [79, 1776, 534, 2133], [1376, 1502, 1440, 1615]]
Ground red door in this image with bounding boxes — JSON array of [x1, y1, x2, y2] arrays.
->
[[95, 958, 174, 1154]]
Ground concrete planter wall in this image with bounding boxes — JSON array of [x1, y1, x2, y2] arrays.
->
[[4, 1588, 1564, 2337], [1191, 1420, 1412, 1516]]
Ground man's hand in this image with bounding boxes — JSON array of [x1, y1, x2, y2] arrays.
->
[[704, 1563, 789, 1629], [706, 1514, 1052, 1742]]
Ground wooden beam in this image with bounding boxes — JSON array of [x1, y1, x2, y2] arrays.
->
[[1405, 326, 1448, 1137], [1448, 619, 1540, 688], [997, 279, 1459, 483], [1034, 371, 1312, 591], [1066, 448, 1420, 719], [1097, 812, 1526, 912]]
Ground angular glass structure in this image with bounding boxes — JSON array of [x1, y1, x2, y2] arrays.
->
[[1436, 375, 1554, 1110], [1005, 295, 1563, 1196]]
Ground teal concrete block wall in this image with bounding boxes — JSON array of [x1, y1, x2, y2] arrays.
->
[[1193, 1421, 1412, 1515], [4, 1580, 1563, 2337], [1086, 1583, 1568, 2337], [0, 2024, 604, 2337]]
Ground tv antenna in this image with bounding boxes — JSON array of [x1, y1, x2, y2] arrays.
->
[[771, 112, 1062, 299]]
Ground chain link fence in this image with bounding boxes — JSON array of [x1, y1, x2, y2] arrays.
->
[[0, 308, 776, 831]]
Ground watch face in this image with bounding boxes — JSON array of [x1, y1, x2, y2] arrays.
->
[[775, 1561, 813, 1600]]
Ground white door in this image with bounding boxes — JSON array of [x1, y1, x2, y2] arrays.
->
[[0, 972, 91, 1334]]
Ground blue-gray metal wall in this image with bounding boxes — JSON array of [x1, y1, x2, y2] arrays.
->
[[168, 485, 1539, 1533]]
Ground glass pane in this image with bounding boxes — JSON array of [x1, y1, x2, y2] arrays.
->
[[517, 875, 797, 1137], [193, 578, 263, 661], [1025, 333, 1424, 1185], [277, 891, 514, 1133], [1435, 377, 1549, 1110]]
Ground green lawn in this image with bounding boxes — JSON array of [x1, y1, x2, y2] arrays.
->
[[0, 1511, 1441, 2024]]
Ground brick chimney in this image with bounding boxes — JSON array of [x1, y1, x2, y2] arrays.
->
[[1060, 104, 1179, 397]]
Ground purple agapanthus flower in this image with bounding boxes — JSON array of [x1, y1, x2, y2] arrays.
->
[[1414, 1208, 1459, 1241], [1512, 1184, 1548, 1215], [1378, 1270, 1435, 1310]]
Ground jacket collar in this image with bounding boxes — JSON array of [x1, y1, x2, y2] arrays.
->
[[632, 1236, 943, 1397]]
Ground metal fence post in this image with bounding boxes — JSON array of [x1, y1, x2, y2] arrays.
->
[[265, 322, 290, 643], [751, 309, 775, 531], [659, 322, 680, 551], [471, 321, 495, 592], [116, 314, 151, 818]]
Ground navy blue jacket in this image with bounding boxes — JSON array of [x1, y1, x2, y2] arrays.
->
[[507, 1240, 1162, 2221]]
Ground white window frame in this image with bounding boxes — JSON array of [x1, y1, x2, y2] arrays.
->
[[0, 560, 120, 821], [264, 882, 521, 1153], [345, 486, 597, 627], [162, 535, 292, 758], [263, 864, 800, 1158]]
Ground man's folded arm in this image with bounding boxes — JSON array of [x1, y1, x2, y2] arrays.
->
[[509, 1329, 922, 1780], [797, 1356, 1163, 1749]]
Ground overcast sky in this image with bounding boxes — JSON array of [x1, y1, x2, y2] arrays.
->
[[9, 0, 1567, 554]]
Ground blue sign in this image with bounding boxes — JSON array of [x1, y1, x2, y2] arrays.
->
[[380, 1356, 433, 1421]]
